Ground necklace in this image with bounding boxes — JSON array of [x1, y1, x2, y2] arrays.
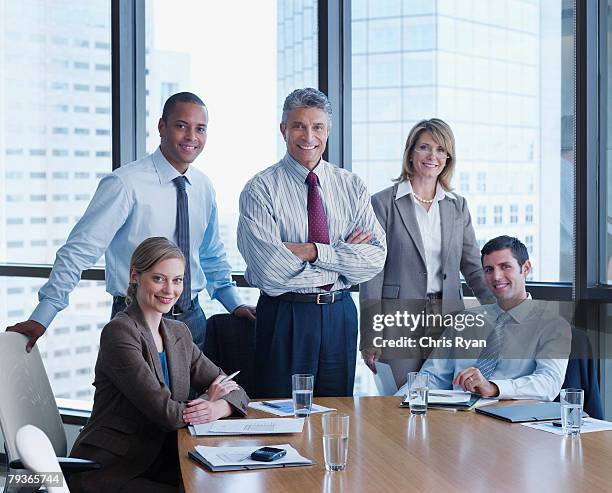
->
[[412, 191, 435, 204]]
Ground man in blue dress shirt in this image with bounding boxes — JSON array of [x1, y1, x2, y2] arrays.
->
[[8, 92, 255, 351]]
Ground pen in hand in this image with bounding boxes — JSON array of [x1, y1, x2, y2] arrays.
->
[[220, 370, 240, 383]]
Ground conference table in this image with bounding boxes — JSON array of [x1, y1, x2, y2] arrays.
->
[[178, 397, 612, 492]]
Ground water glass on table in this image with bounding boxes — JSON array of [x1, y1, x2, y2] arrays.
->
[[322, 412, 350, 472], [560, 388, 584, 436], [292, 374, 314, 417], [407, 372, 429, 415]]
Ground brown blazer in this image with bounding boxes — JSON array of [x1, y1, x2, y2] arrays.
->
[[69, 302, 249, 493]]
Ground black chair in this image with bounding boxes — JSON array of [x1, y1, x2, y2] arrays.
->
[[204, 313, 257, 398], [559, 328, 603, 419]]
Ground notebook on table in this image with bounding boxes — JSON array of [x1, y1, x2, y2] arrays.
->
[[475, 402, 588, 423]]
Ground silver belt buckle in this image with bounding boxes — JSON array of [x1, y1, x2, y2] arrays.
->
[[316, 292, 335, 305]]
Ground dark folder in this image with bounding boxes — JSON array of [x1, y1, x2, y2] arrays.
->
[[475, 402, 587, 423]]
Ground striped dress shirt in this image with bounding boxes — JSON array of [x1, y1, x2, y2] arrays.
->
[[238, 153, 387, 296]]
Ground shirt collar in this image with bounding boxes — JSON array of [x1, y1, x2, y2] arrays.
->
[[395, 180, 455, 202], [282, 152, 328, 186], [151, 147, 193, 186], [488, 293, 534, 323]]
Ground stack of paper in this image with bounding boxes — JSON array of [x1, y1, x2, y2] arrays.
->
[[189, 417, 305, 436], [249, 400, 336, 417], [401, 390, 497, 410], [189, 444, 315, 471]]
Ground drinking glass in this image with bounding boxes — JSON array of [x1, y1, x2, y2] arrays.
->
[[292, 374, 314, 417]]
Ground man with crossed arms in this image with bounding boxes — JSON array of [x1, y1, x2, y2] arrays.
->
[[238, 88, 386, 397]]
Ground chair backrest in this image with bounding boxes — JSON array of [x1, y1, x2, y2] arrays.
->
[[0, 332, 67, 463], [15, 425, 69, 493], [561, 328, 603, 420], [204, 314, 257, 397]]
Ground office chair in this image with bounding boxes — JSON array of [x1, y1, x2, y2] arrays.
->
[[0, 332, 99, 493], [560, 328, 603, 419], [204, 313, 257, 397], [15, 425, 69, 493]]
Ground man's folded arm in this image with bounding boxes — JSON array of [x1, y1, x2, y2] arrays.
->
[[313, 184, 387, 284], [237, 187, 337, 293]]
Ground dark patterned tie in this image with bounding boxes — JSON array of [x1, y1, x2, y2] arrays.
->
[[474, 311, 513, 379], [173, 176, 191, 311], [306, 172, 332, 290]]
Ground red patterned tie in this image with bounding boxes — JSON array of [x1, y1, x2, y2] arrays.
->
[[306, 172, 333, 290]]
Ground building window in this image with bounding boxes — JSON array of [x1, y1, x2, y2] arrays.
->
[[525, 204, 534, 224], [476, 172, 486, 193], [477, 205, 486, 225], [510, 205, 519, 224], [494, 205, 503, 225]]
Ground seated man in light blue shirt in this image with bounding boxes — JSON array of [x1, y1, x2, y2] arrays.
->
[[396, 235, 570, 401], [8, 92, 255, 352]]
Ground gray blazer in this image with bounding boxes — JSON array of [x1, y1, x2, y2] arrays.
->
[[69, 302, 249, 493], [360, 183, 494, 349]]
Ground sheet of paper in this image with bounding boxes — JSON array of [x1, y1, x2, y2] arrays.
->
[[520, 417, 612, 435], [191, 417, 305, 436], [195, 443, 312, 468], [403, 390, 472, 405], [249, 400, 336, 417]]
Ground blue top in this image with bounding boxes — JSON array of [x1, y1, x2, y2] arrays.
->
[[158, 351, 170, 388], [30, 147, 242, 328]]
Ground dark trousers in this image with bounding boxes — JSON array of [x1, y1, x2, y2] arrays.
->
[[254, 293, 358, 397], [111, 296, 207, 351], [117, 432, 179, 493]]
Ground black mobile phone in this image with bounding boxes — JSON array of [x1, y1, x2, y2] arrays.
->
[[250, 447, 287, 462]]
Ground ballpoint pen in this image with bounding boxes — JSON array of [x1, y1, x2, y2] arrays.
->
[[220, 370, 240, 383]]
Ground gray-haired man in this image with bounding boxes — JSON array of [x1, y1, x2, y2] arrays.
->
[[238, 88, 386, 397]]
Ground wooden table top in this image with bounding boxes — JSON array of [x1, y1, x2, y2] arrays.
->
[[178, 397, 612, 493]]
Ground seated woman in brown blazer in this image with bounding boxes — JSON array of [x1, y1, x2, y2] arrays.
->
[[70, 237, 249, 493], [360, 119, 494, 387]]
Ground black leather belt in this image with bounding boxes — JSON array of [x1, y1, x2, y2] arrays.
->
[[426, 292, 443, 303], [266, 290, 347, 305]]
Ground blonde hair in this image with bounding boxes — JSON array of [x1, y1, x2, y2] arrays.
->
[[396, 118, 456, 191], [126, 237, 185, 304]]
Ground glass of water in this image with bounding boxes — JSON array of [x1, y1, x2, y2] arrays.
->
[[322, 412, 350, 472], [292, 374, 314, 417], [560, 388, 584, 436], [407, 372, 429, 415]]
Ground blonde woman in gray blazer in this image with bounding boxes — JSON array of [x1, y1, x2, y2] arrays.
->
[[360, 119, 494, 387], [70, 238, 249, 493]]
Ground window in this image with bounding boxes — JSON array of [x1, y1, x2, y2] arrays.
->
[[352, 1, 575, 283], [510, 205, 519, 224], [477, 205, 487, 226], [526, 204, 534, 224], [494, 205, 503, 225], [459, 172, 469, 193], [144, 0, 317, 315]]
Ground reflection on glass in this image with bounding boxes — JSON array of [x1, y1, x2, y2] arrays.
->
[[0, 1, 112, 265], [351, 0, 575, 283]]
